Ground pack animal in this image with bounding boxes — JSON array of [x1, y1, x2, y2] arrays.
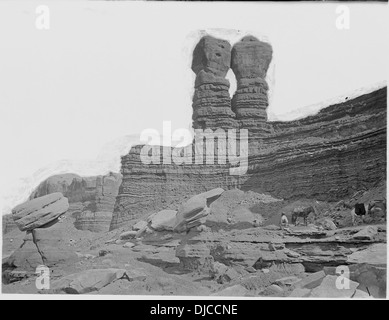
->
[[291, 206, 315, 226]]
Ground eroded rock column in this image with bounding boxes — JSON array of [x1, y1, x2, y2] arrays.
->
[[231, 36, 273, 139], [192, 36, 238, 130]]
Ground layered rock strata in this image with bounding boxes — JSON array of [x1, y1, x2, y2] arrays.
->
[[231, 36, 273, 139], [110, 34, 386, 230], [192, 36, 238, 131], [110, 145, 240, 229], [74, 173, 122, 232], [244, 87, 387, 201]]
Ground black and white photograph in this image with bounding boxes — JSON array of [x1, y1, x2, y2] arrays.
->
[[0, 0, 388, 302]]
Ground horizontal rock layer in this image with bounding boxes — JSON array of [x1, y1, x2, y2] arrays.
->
[[111, 87, 386, 230], [192, 36, 238, 131], [231, 36, 273, 138], [244, 87, 387, 201]]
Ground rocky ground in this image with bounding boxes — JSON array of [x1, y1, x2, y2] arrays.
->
[[2, 185, 386, 298]]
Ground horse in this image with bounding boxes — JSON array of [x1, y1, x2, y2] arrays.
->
[[291, 206, 316, 226]]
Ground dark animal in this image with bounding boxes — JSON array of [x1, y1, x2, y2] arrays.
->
[[354, 203, 367, 216], [291, 206, 315, 226], [351, 203, 368, 226]]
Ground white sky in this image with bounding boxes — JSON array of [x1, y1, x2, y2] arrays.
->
[[0, 1, 388, 213]]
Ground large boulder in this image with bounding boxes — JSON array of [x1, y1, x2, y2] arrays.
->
[[174, 188, 224, 232], [150, 210, 177, 232], [351, 226, 378, 241], [347, 243, 386, 266], [310, 275, 359, 298], [12, 193, 69, 232]]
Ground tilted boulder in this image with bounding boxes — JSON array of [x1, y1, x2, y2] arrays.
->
[[12, 193, 69, 232], [174, 188, 224, 232]]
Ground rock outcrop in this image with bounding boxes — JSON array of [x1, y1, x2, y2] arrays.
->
[[192, 36, 238, 130], [231, 36, 273, 139], [30, 172, 122, 232], [109, 33, 386, 230], [244, 87, 387, 201], [110, 144, 238, 229]]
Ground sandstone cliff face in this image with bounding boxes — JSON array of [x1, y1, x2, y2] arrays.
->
[[109, 145, 240, 230], [244, 87, 387, 201], [74, 173, 122, 232], [109, 34, 386, 230], [29, 172, 122, 232]]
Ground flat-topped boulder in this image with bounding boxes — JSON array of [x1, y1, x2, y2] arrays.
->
[[12, 193, 69, 232]]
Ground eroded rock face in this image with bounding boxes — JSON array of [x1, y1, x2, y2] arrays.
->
[[244, 87, 387, 201], [30, 174, 97, 204], [12, 193, 69, 232], [30, 172, 122, 233], [231, 36, 273, 138], [110, 145, 238, 229], [109, 33, 386, 230], [192, 36, 238, 130], [74, 173, 122, 232]]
